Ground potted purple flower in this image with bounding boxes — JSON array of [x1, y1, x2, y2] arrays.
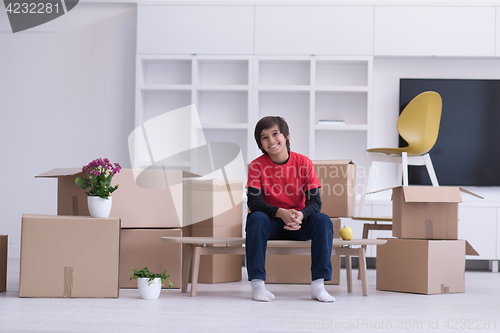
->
[[75, 158, 122, 218]]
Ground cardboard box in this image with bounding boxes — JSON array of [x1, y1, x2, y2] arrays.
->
[[20, 214, 120, 298], [376, 238, 479, 294], [0, 235, 7, 292], [36, 168, 198, 228], [186, 179, 244, 283], [391, 186, 482, 239], [119, 228, 182, 289], [265, 218, 341, 285], [313, 161, 356, 218]]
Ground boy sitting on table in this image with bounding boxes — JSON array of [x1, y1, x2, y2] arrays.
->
[[246, 116, 335, 302]]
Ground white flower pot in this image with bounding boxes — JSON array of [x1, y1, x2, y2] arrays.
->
[[87, 196, 112, 218], [137, 277, 162, 299]]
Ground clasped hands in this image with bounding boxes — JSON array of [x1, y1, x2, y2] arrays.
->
[[276, 208, 303, 231]]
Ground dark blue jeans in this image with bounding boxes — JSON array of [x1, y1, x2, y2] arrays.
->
[[245, 211, 333, 281]]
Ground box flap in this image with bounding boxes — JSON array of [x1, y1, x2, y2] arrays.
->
[[35, 168, 83, 178], [182, 170, 200, 178], [459, 188, 484, 199], [465, 241, 479, 256], [402, 186, 462, 203]]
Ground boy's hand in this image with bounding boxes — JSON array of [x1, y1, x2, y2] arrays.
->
[[277, 208, 302, 231]]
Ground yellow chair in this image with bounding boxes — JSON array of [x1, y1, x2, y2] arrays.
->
[[357, 91, 443, 216]]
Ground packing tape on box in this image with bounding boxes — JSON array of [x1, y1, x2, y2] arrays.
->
[[441, 284, 450, 294], [425, 220, 434, 239], [127, 105, 246, 227], [63, 267, 73, 298]]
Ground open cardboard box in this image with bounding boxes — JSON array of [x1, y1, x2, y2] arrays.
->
[[376, 238, 479, 294], [185, 179, 244, 283], [313, 160, 356, 218], [20, 214, 120, 298], [371, 186, 483, 239], [36, 168, 198, 228]]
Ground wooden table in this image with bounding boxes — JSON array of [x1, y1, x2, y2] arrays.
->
[[161, 237, 387, 297]]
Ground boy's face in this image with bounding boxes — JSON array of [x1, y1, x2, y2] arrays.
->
[[260, 124, 289, 161]]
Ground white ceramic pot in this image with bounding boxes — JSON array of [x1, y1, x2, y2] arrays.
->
[[87, 196, 112, 218], [137, 277, 162, 299]]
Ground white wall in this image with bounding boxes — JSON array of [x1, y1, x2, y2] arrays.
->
[[0, 3, 137, 258]]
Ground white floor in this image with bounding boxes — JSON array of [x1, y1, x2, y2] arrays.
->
[[1, 258, 499, 333]]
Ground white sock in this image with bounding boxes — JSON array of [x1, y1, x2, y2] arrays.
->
[[251, 279, 275, 302], [311, 278, 335, 302]]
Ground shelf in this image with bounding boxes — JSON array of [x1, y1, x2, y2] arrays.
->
[[198, 60, 249, 85], [197, 85, 249, 91], [257, 85, 310, 92], [140, 59, 192, 85], [140, 84, 192, 91], [316, 60, 368, 86], [259, 60, 310, 86], [315, 124, 368, 131], [315, 86, 369, 93], [202, 123, 248, 130]]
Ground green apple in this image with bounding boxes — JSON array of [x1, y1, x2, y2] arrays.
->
[[339, 226, 353, 241]]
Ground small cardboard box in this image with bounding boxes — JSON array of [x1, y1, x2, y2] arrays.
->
[[36, 168, 198, 228], [119, 228, 182, 289], [0, 235, 7, 292], [265, 218, 341, 285], [20, 214, 120, 298], [186, 179, 244, 283], [376, 238, 479, 295], [391, 186, 482, 239], [313, 161, 356, 218]]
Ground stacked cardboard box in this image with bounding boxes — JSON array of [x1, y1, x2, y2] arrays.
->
[[36, 168, 244, 288], [264, 161, 355, 284], [376, 186, 480, 294], [19, 215, 120, 298], [0, 235, 6, 292]]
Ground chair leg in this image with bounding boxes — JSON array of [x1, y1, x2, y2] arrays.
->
[[357, 153, 373, 217], [402, 152, 409, 186], [397, 163, 403, 186], [423, 153, 439, 187]]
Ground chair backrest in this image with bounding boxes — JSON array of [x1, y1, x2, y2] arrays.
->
[[397, 91, 443, 156]]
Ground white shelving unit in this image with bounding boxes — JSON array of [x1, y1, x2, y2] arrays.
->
[[136, 55, 372, 169]]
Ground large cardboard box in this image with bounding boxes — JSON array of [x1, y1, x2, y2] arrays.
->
[[20, 214, 120, 298], [392, 186, 481, 239], [36, 168, 198, 228], [265, 218, 341, 285], [119, 228, 183, 289], [186, 179, 244, 283], [313, 161, 356, 218], [376, 238, 478, 294], [0, 235, 7, 292]]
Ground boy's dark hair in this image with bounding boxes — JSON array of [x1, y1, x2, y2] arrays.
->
[[254, 116, 291, 154]]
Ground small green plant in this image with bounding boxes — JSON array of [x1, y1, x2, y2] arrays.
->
[[130, 267, 173, 290]]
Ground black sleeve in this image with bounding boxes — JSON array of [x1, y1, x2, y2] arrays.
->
[[247, 187, 279, 220], [300, 187, 322, 221]]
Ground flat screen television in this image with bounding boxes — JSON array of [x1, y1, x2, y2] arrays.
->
[[399, 78, 500, 186]]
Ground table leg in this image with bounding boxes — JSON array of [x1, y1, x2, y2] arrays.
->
[[190, 246, 201, 297], [181, 245, 192, 293], [345, 255, 352, 293], [358, 223, 370, 280], [358, 247, 369, 296]]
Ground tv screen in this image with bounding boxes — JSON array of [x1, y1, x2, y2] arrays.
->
[[399, 78, 500, 186]]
